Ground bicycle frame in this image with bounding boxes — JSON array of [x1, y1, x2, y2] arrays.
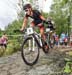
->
[[24, 26, 51, 51], [24, 27, 41, 50]]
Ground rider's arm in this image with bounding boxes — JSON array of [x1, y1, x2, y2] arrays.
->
[[21, 17, 28, 31], [39, 15, 48, 24], [40, 15, 45, 21], [39, 15, 46, 21]]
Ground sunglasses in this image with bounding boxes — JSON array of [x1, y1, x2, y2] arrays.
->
[[25, 9, 30, 12], [25, 10, 28, 12]]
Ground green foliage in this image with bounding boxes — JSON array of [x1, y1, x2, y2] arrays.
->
[[64, 58, 72, 73], [0, 19, 23, 56], [5, 19, 23, 35], [64, 62, 72, 73], [0, 47, 5, 57], [3, 40, 20, 56], [0, 1, 24, 56], [49, 0, 72, 35], [42, 12, 49, 19]]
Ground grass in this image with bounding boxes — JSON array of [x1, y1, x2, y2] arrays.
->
[[0, 39, 21, 57]]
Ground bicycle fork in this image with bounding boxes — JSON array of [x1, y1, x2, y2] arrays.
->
[[28, 37, 35, 51], [28, 34, 43, 51]]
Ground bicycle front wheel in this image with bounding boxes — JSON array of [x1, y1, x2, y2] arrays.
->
[[21, 36, 39, 66]]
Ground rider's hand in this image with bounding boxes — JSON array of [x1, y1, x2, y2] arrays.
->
[[43, 20, 48, 24]]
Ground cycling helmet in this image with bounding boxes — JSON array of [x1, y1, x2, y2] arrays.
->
[[23, 4, 32, 10]]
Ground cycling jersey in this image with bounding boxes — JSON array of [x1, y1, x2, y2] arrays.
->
[[25, 10, 43, 25]]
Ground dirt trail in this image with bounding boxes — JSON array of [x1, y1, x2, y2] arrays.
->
[[0, 47, 72, 75]]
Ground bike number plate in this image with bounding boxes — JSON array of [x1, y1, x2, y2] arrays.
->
[[27, 27, 34, 35], [46, 28, 50, 32]]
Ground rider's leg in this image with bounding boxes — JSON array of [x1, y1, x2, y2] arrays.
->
[[31, 22, 47, 44], [38, 24, 49, 51], [38, 24, 46, 41]]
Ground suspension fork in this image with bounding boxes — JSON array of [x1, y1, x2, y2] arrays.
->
[[32, 34, 41, 48], [28, 37, 35, 51]]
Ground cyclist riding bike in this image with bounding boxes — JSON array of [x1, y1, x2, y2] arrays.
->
[[20, 4, 54, 50]]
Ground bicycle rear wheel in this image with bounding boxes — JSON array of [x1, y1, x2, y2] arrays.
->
[[21, 36, 39, 66], [49, 36, 55, 48]]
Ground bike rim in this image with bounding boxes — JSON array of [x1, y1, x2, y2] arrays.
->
[[21, 37, 39, 65]]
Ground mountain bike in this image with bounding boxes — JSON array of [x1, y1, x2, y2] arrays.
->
[[20, 25, 55, 66]]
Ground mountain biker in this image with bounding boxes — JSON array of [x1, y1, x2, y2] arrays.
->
[[20, 4, 51, 50], [21, 4, 47, 39]]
